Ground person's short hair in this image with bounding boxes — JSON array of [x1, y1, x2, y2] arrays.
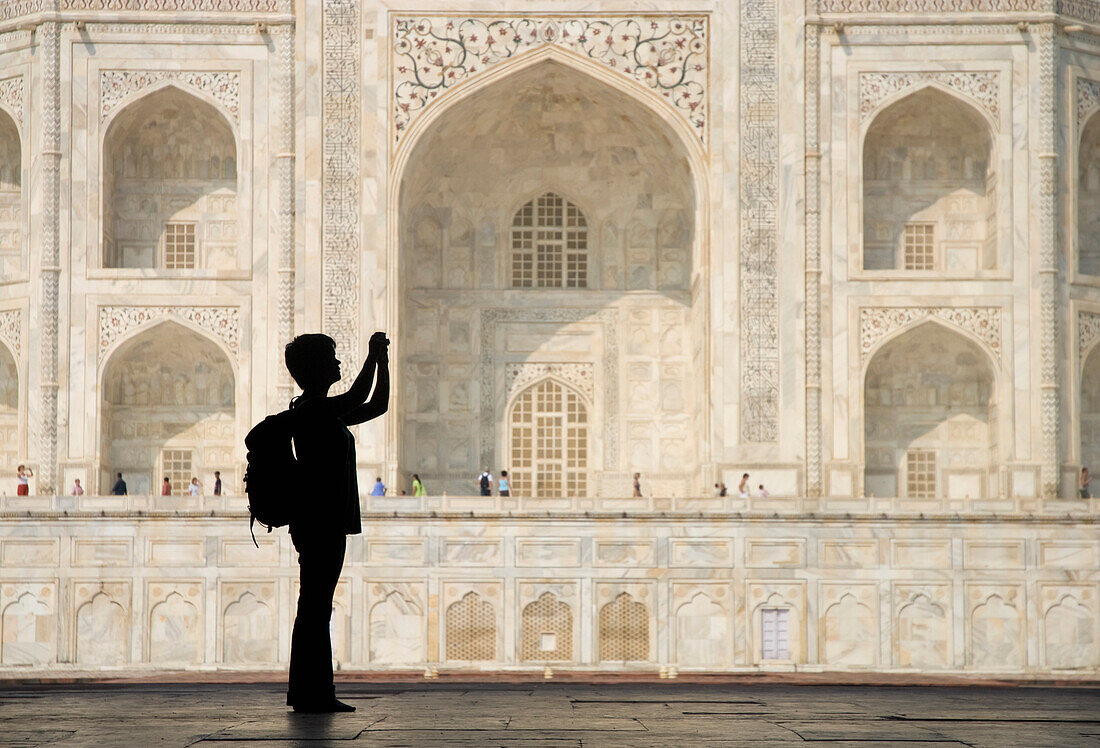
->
[[164, 477, 170, 481], [758, 484, 764, 489], [743, 473, 749, 478], [117, 472, 122, 478], [74, 478, 80, 483], [501, 470, 508, 476], [284, 333, 337, 390], [215, 471, 220, 476], [17, 464, 23, 471], [375, 477, 382, 481]]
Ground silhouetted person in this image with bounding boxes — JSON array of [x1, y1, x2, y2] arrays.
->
[[110, 472, 127, 495], [284, 330, 389, 714]]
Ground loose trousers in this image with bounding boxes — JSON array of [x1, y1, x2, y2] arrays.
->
[[287, 531, 346, 706]]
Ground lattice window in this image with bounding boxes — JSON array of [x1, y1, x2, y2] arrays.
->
[[598, 593, 649, 661], [445, 592, 496, 661], [761, 607, 790, 660], [510, 379, 588, 498], [511, 193, 587, 288], [520, 592, 573, 662], [902, 223, 935, 270], [906, 448, 937, 499], [160, 449, 192, 496], [164, 223, 196, 269]]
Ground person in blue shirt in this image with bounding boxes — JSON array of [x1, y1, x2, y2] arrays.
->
[[369, 477, 386, 496]]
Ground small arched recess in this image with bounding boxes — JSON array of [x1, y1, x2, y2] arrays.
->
[[863, 87, 995, 274], [863, 321, 999, 500], [99, 320, 236, 494], [102, 86, 239, 271]]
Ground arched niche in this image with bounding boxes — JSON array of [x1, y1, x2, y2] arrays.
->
[[0, 341, 17, 479], [507, 378, 589, 499], [397, 58, 699, 496], [863, 88, 995, 273], [100, 321, 235, 495], [0, 108, 21, 279], [1079, 343, 1100, 476], [102, 86, 238, 270], [1080, 111, 1100, 275], [864, 322, 997, 500]]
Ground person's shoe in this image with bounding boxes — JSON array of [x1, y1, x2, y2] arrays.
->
[[291, 699, 356, 713]]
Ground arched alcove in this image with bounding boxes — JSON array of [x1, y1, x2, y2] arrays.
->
[[102, 87, 238, 270], [864, 322, 997, 499], [1079, 344, 1100, 476], [398, 58, 699, 496], [1080, 112, 1100, 275], [0, 109, 21, 279], [863, 88, 995, 273], [0, 342, 17, 479], [100, 321, 235, 495]]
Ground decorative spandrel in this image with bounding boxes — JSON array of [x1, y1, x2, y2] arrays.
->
[[391, 15, 707, 147]]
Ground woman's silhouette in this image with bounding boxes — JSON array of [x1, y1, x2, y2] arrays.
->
[[283, 330, 389, 713]]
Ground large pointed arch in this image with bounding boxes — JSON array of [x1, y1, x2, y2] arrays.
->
[[506, 376, 591, 499], [391, 51, 707, 496]]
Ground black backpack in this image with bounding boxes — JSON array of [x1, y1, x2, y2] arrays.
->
[[480, 473, 490, 491], [243, 411, 301, 546]]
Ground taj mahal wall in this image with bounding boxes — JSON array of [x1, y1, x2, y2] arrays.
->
[[0, 0, 1098, 674]]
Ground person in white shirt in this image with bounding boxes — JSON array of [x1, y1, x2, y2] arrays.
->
[[756, 484, 769, 498], [189, 477, 201, 496], [476, 469, 493, 496], [70, 478, 84, 496], [738, 473, 750, 499]]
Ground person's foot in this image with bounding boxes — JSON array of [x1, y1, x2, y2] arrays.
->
[[291, 699, 356, 713]]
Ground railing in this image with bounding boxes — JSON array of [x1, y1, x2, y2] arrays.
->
[[2, 492, 1098, 518]]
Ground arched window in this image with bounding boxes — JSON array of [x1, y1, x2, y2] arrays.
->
[[863, 88, 994, 273], [509, 379, 588, 497], [511, 193, 588, 288]]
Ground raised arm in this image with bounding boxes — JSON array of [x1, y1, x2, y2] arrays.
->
[[340, 332, 390, 425]]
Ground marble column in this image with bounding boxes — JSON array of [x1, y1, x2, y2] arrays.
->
[[37, 20, 61, 494], [804, 21, 823, 498], [275, 23, 295, 405], [1036, 24, 1061, 498]]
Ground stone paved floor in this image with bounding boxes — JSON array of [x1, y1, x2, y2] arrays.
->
[[0, 680, 1098, 747]]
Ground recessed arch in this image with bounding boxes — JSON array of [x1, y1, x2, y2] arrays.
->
[[1079, 343, 1100, 477], [394, 55, 704, 496], [0, 106, 21, 280], [862, 86, 995, 273], [101, 85, 239, 270], [1079, 109, 1100, 275], [863, 321, 998, 500], [0, 338, 18, 484], [99, 320, 236, 495]]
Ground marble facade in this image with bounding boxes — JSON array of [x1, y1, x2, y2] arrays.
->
[[0, 0, 1098, 674]]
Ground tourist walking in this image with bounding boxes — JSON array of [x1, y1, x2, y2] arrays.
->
[[714, 482, 727, 497], [70, 478, 84, 496], [369, 477, 386, 496], [498, 470, 510, 497], [189, 477, 201, 497], [110, 473, 127, 495], [412, 473, 426, 497], [283, 330, 389, 713], [633, 472, 642, 497], [213, 470, 222, 496], [477, 469, 493, 496], [161, 476, 171, 496], [15, 465, 31, 496], [738, 473, 750, 498], [1082, 467, 1092, 499]]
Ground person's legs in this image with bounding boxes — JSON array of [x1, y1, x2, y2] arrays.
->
[[287, 532, 346, 708]]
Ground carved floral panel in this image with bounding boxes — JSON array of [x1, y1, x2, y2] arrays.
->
[[100, 71, 241, 124], [0, 77, 24, 125], [859, 71, 999, 124], [0, 310, 22, 358], [860, 307, 1002, 363], [505, 363, 595, 401], [98, 306, 240, 363], [391, 16, 707, 146]]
